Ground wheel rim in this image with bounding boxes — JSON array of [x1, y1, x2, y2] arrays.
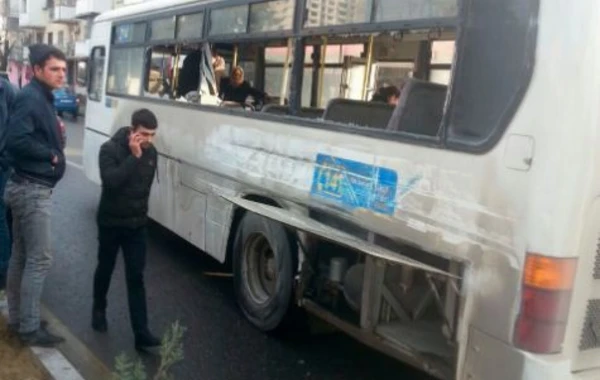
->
[[244, 233, 277, 304]]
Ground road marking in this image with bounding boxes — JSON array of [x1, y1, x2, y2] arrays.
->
[[0, 300, 96, 380], [31, 346, 85, 380], [67, 160, 84, 171], [41, 305, 114, 380]]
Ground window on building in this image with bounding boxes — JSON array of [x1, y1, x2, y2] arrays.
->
[[58, 31, 64, 47], [47, 32, 53, 46]]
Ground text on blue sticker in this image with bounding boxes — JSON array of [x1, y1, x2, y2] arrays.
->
[[310, 154, 398, 215]]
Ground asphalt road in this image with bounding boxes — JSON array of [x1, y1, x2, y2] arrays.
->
[[41, 117, 435, 380]]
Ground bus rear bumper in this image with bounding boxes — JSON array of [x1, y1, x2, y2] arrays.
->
[[463, 327, 582, 380]]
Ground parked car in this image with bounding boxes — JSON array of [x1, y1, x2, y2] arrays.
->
[[53, 87, 79, 120]]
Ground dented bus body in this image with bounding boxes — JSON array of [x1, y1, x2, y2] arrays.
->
[[82, 0, 600, 378]]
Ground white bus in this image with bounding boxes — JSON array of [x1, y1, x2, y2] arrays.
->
[[82, 0, 600, 379]]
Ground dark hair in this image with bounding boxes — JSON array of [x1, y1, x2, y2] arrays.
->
[[380, 85, 400, 99], [131, 109, 158, 130], [371, 85, 402, 103], [29, 44, 67, 68]]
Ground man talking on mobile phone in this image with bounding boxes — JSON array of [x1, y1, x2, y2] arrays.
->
[[91, 109, 161, 351]]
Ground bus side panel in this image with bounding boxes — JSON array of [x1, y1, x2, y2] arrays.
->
[[83, 20, 113, 185]]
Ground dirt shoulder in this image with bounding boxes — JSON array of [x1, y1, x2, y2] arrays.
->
[[0, 316, 50, 380]]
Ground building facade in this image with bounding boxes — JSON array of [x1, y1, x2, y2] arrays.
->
[[5, 0, 149, 107]]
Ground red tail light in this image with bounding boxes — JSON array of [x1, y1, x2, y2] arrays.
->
[[513, 253, 577, 353]]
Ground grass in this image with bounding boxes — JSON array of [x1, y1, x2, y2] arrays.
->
[[112, 321, 187, 380]]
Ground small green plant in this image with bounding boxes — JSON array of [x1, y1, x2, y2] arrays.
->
[[112, 321, 186, 380]]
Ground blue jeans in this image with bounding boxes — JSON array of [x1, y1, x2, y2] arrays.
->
[[4, 176, 53, 333], [0, 169, 11, 277]]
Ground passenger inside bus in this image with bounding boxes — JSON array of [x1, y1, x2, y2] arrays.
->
[[212, 47, 226, 93], [219, 66, 268, 106], [177, 50, 201, 98], [371, 85, 402, 106]]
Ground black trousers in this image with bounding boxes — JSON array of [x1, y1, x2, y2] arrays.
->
[[92, 225, 149, 336]]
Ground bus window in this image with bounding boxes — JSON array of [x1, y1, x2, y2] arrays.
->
[[209, 5, 248, 36], [176, 12, 204, 40], [175, 45, 202, 99], [144, 45, 176, 99], [298, 31, 455, 131], [248, 0, 294, 33], [374, 0, 458, 22], [301, 40, 365, 108], [76, 59, 87, 87], [149, 17, 176, 41], [264, 44, 292, 105], [429, 40, 454, 85], [107, 47, 145, 96], [88, 46, 105, 102], [206, 41, 290, 110], [304, 0, 371, 27]]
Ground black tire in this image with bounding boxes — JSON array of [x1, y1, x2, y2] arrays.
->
[[233, 212, 297, 332]]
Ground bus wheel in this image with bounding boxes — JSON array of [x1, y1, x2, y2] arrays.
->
[[233, 212, 297, 333]]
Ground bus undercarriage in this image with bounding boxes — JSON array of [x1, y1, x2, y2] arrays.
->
[[225, 195, 465, 380]]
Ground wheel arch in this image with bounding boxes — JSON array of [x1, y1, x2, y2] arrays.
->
[[224, 193, 285, 269]]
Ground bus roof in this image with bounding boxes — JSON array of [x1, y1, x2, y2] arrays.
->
[[95, 0, 221, 23]]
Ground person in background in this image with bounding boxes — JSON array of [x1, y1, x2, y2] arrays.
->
[[0, 75, 16, 292], [91, 109, 161, 351], [176, 50, 201, 98], [212, 47, 226, 93], [219, 66, 267, 106], [4, 44, 67, 347], [371, 85, 402, 106]]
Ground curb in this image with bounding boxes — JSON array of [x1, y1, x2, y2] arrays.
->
[[0, 298, 86, 380]]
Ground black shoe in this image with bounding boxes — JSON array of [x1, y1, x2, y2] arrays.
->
[[20, 326, 65, 347], [135, 331, 161, 352], [91, 310, 107, 333]]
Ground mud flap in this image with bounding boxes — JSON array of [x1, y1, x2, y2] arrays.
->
[[221, 195, 460, 279]]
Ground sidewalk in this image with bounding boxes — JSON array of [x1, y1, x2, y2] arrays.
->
[[0, 293, 86, 380]]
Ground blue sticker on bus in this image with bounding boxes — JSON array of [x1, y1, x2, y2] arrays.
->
[[310, 154, 398, 215]]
